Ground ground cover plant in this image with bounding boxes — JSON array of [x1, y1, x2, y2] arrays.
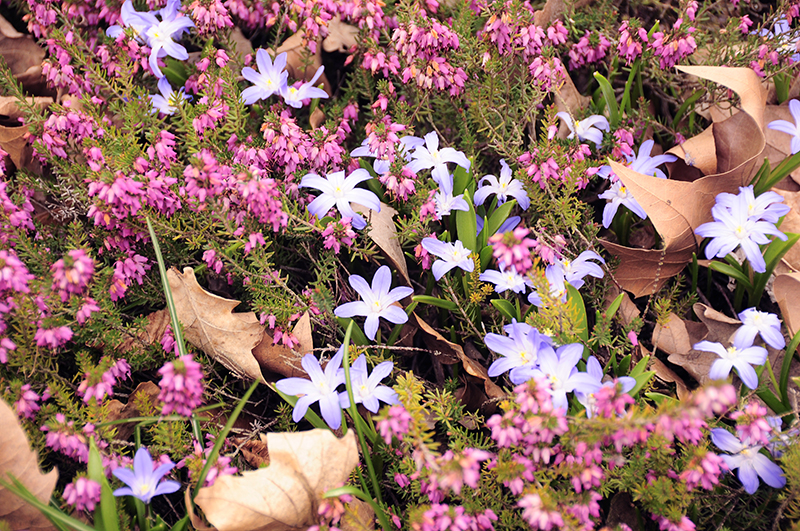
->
[[3, 0, 800, 529]]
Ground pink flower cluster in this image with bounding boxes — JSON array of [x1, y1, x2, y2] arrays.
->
[[51, 249, 94, 302], [392, 9, 468, 95], [42, 413, 91, 463], [731, 401, 772, 446], [158, 354, 205, 416], [568, 31, 612, 69], [488, 227, 540, 275], [377, 404, 413, 444], [649, 28, 697, 69], [617, 20, 649, 64], [63, 477, 101, 512], [15, 384, 47, 419], [189, 0, 233, 34], [77, 358, 131, 404], [177, 437, 237, 486], [321, 217, 357, 253], [412, 504, 497, 531]]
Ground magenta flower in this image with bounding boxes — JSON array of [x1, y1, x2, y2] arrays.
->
[[300, 169, 381, 230], [333, 265, 413, 340], [241, 50, 288, 105], [341, 354, 399, 412], [51, 249, 94, 301], [275, 348, 346, 429], [575, 356, 635, 418], [112, 447, 180, 503], [693, 336, 767, 389], [34, 326, 73, 349], [63, 477, 101, 512], [711, 428, 786, 494], [158, 354, 204, 416], [421, 238, 475, 280]]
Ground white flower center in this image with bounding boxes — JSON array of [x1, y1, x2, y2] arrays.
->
[[734, 225, 748, 240], [451, 249, 466, 261], [371, 299, 384, 314], [333, 186, 345, 199], [726, 346, 740, 360], [430, 150, 441, 163]]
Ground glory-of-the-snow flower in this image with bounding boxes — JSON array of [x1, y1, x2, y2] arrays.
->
[[695, 187, 787, 273], [275, 348, 346, 429], [341, 354, 399, 412], [711, 428, 786, 494], [735, 308, 785, 350], [555, 112, 609, 147], [333, 265, 413, 340], [420, 238, 475, 280], [112, 447, 181, 503], [241, 50, 289, 105], [300, 168, 381, 230], [474, 159, 530, 209], [150, 77, 191, 115], [280, 65, 329, 108], [406, 131, 471, 178], [693, 335, 768, 389]]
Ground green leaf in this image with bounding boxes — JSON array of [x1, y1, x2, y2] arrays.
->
[[335, 317, 369, 346], [645, 392, 676, 406], [709, 261, 753, 290], [671, 89, 704, 129], [486, 200, 516, 237], [452, 160, 472, 197], [605, 293, 625, 321], [479, 246, 494, 273], [412, 294, 458, 310], [490, 299, 516, 321], [566, 284, 589, 342], [593, 72, 619, 128], [162, 58, 188, 87], [455, 195, 478, 252], [88, 439, 120, 531]]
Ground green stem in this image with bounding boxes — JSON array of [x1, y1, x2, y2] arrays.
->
[[324, 486, 392, 531], [342, 322, 384, 504]]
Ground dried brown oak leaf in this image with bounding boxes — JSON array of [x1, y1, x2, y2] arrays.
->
[[653, 312, 715, 386], [168, 267, 267, 382], [195, 429, 359, 531], [105, 381, 161, 441], [353, 202, 411, 286], [0, 398, 58, 531], [602, 93, 765, 297], [775, 272, 800, 337]]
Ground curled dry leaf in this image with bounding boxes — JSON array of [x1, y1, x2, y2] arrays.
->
[[652, 312, 716, 385], [105, 381, 161, 440], [0, 399, 58, 531], [774, 189, 800, 271], [0, 96, 52, 122], [675, 66, 767, 128], [774, 272, 800, 337], [651, 357, 690, 401], [0, 14, 45, 78], [118, 308, 171, 353], [353, 202, 411, 286], [0, 125, 31, 171], [603, 93, 766, 298], [168, 267, 267, 382], [234, 433, 270, 468], [195, 429, 359, 531]]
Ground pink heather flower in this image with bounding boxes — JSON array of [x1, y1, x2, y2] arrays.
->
[[189, 0, 233, 34], [35, 326, 73, 349], [177, 438, 237, 486], [618, 20, 648, 64], [321, 217, 357, 253], [395, 473, 410, 487], [653, 515, 696, 531], [518, 494, 563, 530], [0, 337, 16, 363], [202, 249, 224, 274], [51, 249, 94, 301], [649, 30, 697, 69], [15, 384, 42, 419], [377, 404, 412, 444], [158, 354, 204, 416], [568, 31, 612, 69], [0, 250, 34, 293], [680, 450, 727, 491], [76, 298, 101, 325], [63, 477, 101, 512], [739, 15, 753, 33], [42, 414, 89, 462], [546, 20, 568, 45], [732, 402, 773, 446], [488, 227, 539, 275]]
